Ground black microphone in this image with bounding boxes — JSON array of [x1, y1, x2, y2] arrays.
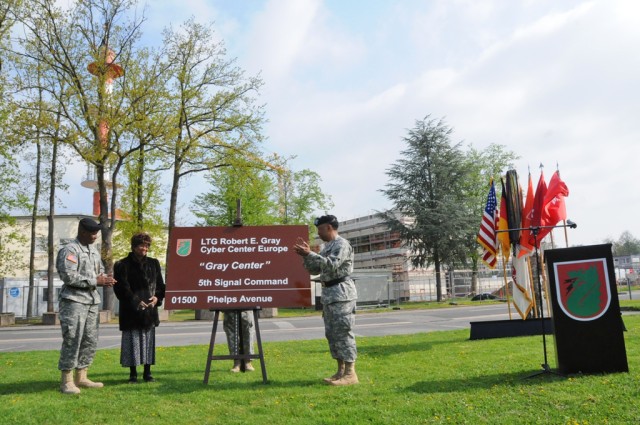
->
[[566, 219, 577, 229]]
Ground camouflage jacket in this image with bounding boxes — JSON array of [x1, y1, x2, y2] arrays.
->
[[56, 238, 104, 305], [303, 236, 357, 304]]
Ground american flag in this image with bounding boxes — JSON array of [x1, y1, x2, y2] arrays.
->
[[477, 180, 498, 268]]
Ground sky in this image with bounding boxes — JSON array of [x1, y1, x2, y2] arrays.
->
[[59, 0, 640, 247]]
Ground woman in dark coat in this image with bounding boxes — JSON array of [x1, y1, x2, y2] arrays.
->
[[113, 232, 165, 383]]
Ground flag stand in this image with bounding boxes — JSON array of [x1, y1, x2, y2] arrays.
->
[[524, 226, 562, 379], [497, 221, 576, 379]]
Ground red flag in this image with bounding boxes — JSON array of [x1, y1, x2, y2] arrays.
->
[[477, 180, 498, 268], [528, 171, 547, 248], [518, 173, 534, 257], [541, 170, 569, 227], [535, 170, 569, 242]]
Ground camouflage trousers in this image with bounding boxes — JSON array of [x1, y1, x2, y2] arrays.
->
[[58, 299, 100, 371], [223, 311, 255, 356], [323, 300, 357, 362]]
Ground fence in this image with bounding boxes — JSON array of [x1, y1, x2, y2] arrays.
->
[[396, 269, 507, 303], [0, 278, 64, 318]]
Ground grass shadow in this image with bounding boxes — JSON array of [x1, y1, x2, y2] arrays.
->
[[406, 369, 566, 394], [0, 380, 55, 395], [359, 339, 434, 357]]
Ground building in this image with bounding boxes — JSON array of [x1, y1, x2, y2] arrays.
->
[[613, 254, 640, 283], [1, 214, 103, 278], [338, 212, 412, 283], [338, 212, 505, 300], [0, 214, 101, 317]]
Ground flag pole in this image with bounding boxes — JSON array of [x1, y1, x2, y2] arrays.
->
[[556, 164, 570, 248], [526, 255, 539, 318], [500, 253, 513, 320], [539, 249, 553, 316]]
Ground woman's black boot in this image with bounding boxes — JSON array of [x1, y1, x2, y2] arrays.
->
[[143, 364, 155, 382], [128, 367, 138, 383]]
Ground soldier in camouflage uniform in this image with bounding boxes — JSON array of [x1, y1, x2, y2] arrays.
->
[[56, 218, 116, 394], [223, 310, 255, 372], [294, 215, 358, 386]]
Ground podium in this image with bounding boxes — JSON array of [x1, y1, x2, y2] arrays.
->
[[545, 244, 628, 374]]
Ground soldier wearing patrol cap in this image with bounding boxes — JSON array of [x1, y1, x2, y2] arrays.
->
[[294, 214, 359, 386], [56, 218, 116, 394]]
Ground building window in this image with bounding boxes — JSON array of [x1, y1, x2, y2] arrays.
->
[[42, 287, 61, 302]]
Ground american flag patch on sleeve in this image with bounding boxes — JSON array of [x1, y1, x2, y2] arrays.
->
[[66, 254, 78, 264]]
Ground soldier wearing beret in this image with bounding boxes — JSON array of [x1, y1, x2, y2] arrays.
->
[[294, 215, 359, 386], [56, 218, 116, 394]]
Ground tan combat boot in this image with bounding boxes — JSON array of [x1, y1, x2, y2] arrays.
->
[[60, 370, 81, 394], [230, 360, 241, 373], [323, 359, 345, 383], [244, 361, 255, 372], [329, 361, 359, 386], [74, 368, 104, 388]]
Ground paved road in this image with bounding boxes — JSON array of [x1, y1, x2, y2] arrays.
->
[[4, 293, 638, 353], [0, 303, 513, 353]]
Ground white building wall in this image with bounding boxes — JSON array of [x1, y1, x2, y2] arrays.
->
[[1, 215, 103, 279]]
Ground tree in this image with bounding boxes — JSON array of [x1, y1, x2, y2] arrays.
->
[[0, 0, 30, 277], [193, 163, 278, 227], [380, 116, 474, 302], [112, 151, 167, 261], [192, 156, 333, 229], [0, 0, 22, 74], [45, 100, 68, 314], [461, 144, 518, 294], [10, 0, 162, 312], [606, 231, 640, 256], [157, 18, 264, 240], [26, 83, 45, 319], [8, 57, 72, 315], [278, 168, 334, 226], [0, 154, 30, 277], [111, 45, 171, 262]]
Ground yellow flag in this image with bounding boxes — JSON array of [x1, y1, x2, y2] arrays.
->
[[497, 178, 510, 261]]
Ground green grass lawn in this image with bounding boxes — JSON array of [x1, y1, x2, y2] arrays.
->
[[1, 315, 638, 424]]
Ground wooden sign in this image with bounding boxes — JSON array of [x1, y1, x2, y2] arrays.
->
[[165, 225, 312, 310]]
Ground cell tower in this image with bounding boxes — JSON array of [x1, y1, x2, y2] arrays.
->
[[81, 32, 124, 216]]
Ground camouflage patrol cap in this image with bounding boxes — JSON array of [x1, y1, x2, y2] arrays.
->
[[314, 215, 339, 229]]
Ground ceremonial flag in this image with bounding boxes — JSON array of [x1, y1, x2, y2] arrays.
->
[[541, 170, 569, 228], [477, 180, 498, 268], [497, 178, 511, 261], [528, 171, 547, 248], [518, 173, 535, 257], [505, 170, 522, 246], [511, 247, 534, 319]]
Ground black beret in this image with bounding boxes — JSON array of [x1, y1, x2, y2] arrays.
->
[[314, 215, 339, 229], [79, 218, 101, 232]]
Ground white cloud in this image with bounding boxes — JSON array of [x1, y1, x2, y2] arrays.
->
[[244, 0, 322, 82]]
